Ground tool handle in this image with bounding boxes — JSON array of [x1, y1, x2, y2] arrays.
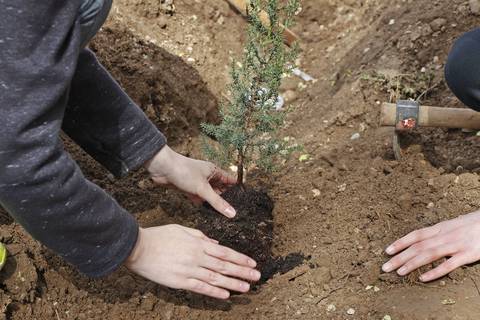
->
[[380, 102, 480, 130], [225, 0, 300, 46]]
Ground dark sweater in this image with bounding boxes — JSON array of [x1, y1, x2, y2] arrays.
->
[[0, 1, 166, 276]]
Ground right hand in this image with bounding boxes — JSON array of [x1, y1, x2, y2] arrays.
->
[[125, 225, 261, 299]]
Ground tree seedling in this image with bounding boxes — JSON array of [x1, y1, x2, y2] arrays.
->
[[202, 0, 300, 186]]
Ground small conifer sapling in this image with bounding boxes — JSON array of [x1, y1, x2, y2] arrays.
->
[[202, 0, 300, 187]]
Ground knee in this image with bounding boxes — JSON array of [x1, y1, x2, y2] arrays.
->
[[77, 48, 100, 69], [445, 29, 480, 110]]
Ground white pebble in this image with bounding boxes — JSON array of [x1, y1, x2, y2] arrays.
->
[[347, 308, 355, 315], [326, 304, 336, 312]]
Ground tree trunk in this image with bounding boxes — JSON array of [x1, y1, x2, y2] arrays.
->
[[237, 152, 244, 187]]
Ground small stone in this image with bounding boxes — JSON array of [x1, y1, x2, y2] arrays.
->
[[299, 154, 310, 162], [430, 18, 447, 31], [283, 90, 298, 103], [326, 304, 336, 312], [427, 202, 435, 209], [388, 19, 395, 25], [338, 184, 346, 192], [383, 316, 392, 320], [441, 299, 456, 305], [470, 0, 480, 15], [350, 133, 360, 140], [312, 189, 321, 197], [346, 308, 355, 315], [373, 286, 380, 292]]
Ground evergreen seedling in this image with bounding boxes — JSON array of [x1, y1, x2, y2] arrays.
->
[[202, 0, 300, 186]]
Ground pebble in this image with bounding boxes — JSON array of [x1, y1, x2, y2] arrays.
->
[[312, 189, 321, 197], [346, 308, 355, 315], [350, 132, 360, 140], [470, 0, 480, 15], [427, 202, 435, 209], [430, 18, 447, 31], [326, 304, 336, 312], [283, 90, 298, 103], [383, 316, 392, 320]]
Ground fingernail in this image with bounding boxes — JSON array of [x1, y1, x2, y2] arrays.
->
[[248, 259, 257, 267], [385, 246, 394, 255], [397, 266, 407, 276], [225, 207, 236, 218], [419, 275, 426, 282], [251, 270, 261, 280], [241, 282, 250, 291], [382, 262, 392, 273]]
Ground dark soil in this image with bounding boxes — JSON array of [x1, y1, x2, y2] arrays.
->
[[197, 185, 306, 284], [3, 0, 480, 319]]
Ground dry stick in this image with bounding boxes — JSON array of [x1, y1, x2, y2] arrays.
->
[[471, 276, 480, 297], [224, 0, 300, 46]]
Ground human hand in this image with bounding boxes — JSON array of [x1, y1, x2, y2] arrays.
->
[[125, 225, 261, 299], [145, 146, 237, 218], [382, 211, 480, 282]]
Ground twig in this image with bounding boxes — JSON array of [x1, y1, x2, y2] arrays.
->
[[416, 81, 441, 103], [54, 308, 61, 320], [471, 277, 480, 297], [314, 286, 343, 305]]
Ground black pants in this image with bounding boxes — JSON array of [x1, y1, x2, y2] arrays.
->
[[445, 28, 480, 111]]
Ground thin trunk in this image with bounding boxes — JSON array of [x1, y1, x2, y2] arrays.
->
[[237, 152, 244, 187]]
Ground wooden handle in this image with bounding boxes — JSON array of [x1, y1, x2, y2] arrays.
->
[[225, 0, 300, 46], [380, 102, 480, 129]]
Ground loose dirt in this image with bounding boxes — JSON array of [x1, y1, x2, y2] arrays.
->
[[1, 0, 480, 319], [198, 185, 306, 284]]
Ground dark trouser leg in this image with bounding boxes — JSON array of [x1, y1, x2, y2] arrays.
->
[[445, 28, 480, 112]]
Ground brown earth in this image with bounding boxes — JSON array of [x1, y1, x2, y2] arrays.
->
[[2, 0, 480, 319]]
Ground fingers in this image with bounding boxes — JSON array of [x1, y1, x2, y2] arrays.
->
[[217, 168, 237, 185], [204, 243, 257, 268], [194, 268, 251, 293], [198, 186, 237, 218], [382, 235, 451, 273], [185, 279, 230, 299], [385, 226, 441, 255], [392, 244, 458, 276], [207, 165, 237, 186], [202, 255, 261, 282], [419, 254, 469, 282]]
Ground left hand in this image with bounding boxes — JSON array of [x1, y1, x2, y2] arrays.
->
[[144, 145, 237, 218], [382, 210, 480, 282]]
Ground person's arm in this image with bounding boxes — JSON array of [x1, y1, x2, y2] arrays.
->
[[63, 48, 167, 177], [382, 211, 480, 282], [0, 2, 259, 297], [64, 48, 238, 218], [0, 0, 138, 277]]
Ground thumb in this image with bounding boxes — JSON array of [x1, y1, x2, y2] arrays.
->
[[198, 185, 236, 218]]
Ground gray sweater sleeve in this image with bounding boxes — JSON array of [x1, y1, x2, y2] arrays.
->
[[64, 48, 166, 177], [0, 1, 165, 277]]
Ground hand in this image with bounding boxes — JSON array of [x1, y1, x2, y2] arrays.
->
[[125, 225, 261, 299], [145, 145, 237, 218], [382, 211, 480, 282]]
